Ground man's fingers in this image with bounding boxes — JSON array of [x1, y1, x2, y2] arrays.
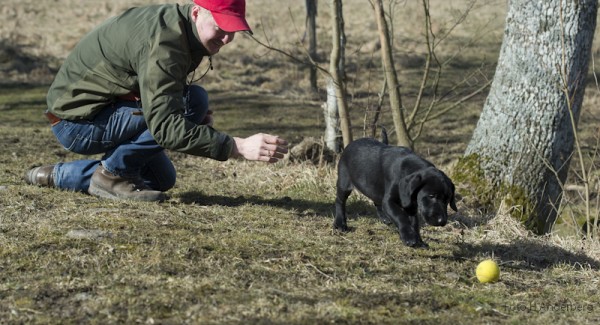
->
[[259, 155, 280, 163], [264, 134, 288, 146], [261, 148, 284, 158], [263, 144, 288, 154], [276, 145, 288, 154], [234, 133, 288, 163], [258, 147, 285, 164]]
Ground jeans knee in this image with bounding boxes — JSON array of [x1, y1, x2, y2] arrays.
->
[[184, 85, 209, 123], [187, 84, 208, 100], [157, 161, 177, 191], [158, 172, 177, 192], [149, 169, 176, 192], [141, 154, 177, 191]]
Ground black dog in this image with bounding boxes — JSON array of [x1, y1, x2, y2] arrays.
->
[[334, 129, 457, 248]]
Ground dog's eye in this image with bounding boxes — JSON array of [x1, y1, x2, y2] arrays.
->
[[428, 194, 436, 199]]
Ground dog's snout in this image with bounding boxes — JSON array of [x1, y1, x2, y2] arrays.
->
[[437, 217, 447, 226], [426, 214, 447, 227]]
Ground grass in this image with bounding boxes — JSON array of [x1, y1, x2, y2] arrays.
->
[[2, 0, 600, 323], [1, 86, 600, 324]]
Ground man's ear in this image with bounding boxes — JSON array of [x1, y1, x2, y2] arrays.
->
[[191, 5, 200, 22], [399, 173, 423, 209]]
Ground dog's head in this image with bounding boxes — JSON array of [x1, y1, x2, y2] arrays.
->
[[399, 167, 457, 226]]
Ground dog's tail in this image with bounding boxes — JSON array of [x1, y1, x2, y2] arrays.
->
[[380, 126, 388, 145]]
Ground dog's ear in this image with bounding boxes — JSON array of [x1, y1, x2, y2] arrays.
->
[[442, 172, 458, 212], [399, 172, 424, 209], [449, 191, 458, 212]]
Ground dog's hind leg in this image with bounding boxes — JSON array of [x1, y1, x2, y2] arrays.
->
[[334, 164, 353, 231]]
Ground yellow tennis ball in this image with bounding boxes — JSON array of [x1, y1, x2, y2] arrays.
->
[[476, 259, 500, 283]]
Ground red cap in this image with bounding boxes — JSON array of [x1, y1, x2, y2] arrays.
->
[[193, 0, 252, 34]]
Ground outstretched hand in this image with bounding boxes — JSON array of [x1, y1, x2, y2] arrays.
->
[[232, 133, 289, 163]]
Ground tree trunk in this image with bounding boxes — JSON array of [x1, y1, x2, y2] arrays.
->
[[324, 79, 341, 153], [373, 0, 412, 148], [464, 0, 597, 234], [328, 0, 352, 148], [306, 0, 318, 94]]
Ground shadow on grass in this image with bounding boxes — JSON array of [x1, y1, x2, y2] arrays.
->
[[177, 191, 377, 220], [177, 191, 600, 269], [454, 240, 600, 270], [447, 209, 600, 270], [451, 211, 496, 228]]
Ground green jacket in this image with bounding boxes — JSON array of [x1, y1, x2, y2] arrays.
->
[[47, 4, 233, 161]]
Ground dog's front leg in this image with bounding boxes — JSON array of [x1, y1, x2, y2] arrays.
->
[[375, 205, 392, 224], [408, 214, 427, 248], [382, 200, 425, 248]]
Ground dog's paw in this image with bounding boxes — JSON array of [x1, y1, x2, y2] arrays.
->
[[414, 241, 429, 249], [377, 216, 393, 225], [333, 222, 350, 232], [403, 238, 429, 249]]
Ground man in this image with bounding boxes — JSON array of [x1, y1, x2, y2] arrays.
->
[[25, 0, 288, 202]]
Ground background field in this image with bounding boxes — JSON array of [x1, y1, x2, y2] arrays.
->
[[1, 0, 600, 323]]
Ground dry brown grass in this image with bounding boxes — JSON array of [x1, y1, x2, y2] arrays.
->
[[2, 0, 600, 323]]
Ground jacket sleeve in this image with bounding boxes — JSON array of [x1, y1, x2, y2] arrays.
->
[[138, 29, 233, 161]]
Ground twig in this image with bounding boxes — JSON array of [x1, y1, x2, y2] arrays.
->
[[305, 262, 334, 279]]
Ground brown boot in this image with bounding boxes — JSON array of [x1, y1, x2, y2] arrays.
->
[[88, 165, 166, 202], [25, 165, 55, 187]]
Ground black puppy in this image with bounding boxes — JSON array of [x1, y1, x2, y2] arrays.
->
[[334, 129, 457, 248]]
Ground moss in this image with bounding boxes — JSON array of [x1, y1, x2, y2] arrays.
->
[[453, 154, 538, 232], [499, 184, 541, 233], [452, 154, 495, 210]]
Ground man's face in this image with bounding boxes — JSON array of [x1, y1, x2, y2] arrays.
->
[[193, 7, 236, 55]]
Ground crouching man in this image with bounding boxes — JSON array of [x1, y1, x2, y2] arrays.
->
[[26, 0, 288, 201]]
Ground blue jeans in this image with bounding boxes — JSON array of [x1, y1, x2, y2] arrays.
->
[[50, 85, 209, 192]]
